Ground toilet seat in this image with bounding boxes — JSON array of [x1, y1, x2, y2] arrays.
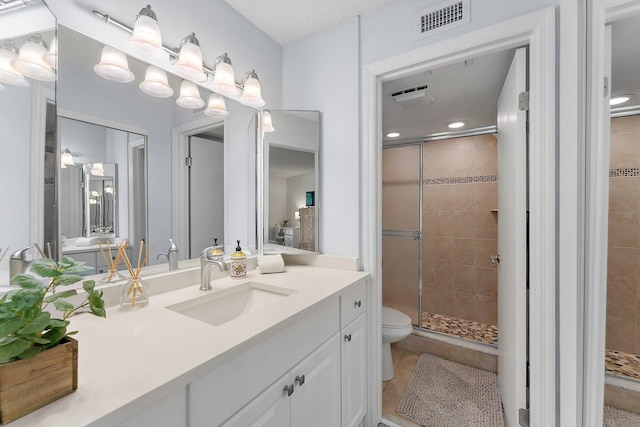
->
[[382, 307, 412, 329]]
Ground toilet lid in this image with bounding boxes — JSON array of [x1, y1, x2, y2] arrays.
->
[[382, 306, 412, 328]]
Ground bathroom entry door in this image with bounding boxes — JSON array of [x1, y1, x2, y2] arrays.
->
[[496, 47, 528, 426], [188, 136, 224, 258]]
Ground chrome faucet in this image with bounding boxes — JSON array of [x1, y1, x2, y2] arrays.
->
[[157, 239, 179, 271], [9, 243, 45, 281], [200, 246, 228, 291]]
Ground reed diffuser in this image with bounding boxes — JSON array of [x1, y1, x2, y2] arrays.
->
[[98, 240, 127, 283], [119, 240, 155, 310]]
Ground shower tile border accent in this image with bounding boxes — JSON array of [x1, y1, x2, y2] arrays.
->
[[610, 168, 640, 177], [606, 349, 640, 382], [421, 311, 498, 346], [383, 174, 498, 187]]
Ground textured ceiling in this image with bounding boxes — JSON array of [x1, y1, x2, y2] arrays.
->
[[223, 0, 398, 45]]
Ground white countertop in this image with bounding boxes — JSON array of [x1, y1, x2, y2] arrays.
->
[[10, 264, 369, 427]]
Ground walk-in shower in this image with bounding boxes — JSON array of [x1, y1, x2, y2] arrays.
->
[[382, 132, 498, 348]]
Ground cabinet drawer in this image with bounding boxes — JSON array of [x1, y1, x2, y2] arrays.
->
[[340, 279, 366, 328]]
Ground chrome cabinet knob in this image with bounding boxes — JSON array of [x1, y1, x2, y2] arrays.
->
[[354, 300, 362, 308], [491, 254, 500, 264], [295, 375, 305, 386], [344, 334, 352, 342], [284, 384, 294, 396]]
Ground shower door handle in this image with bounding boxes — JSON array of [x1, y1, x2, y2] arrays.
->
[[491, 254, 500, 264]]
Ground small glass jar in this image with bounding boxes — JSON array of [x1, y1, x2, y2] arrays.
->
[[120, 277, 149, 310], [100, 270, 126, 284]]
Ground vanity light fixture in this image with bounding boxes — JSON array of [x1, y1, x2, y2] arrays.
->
[[610, 94, 635, 106], [43, 36, 57, 69], [386, 132, 401, 138], [176, 79, 205, 109], [447, 121, 466, 129], [91, 163, 105, 176], [204, 93, 229, 118], [11, 34, 56, 82], [94, 46, 135, 83], [210, 53, 240, 97], [0, 41, 28, 86], [261, 110, 275, 133], [129, 4, 164, 58], [239, 70, 265, 108], [139, 65, 173, 98], [0, 0, 34, 14], [173, 33, 206, 82], [61, 148, 76, 166], [92, 7, 268, 107]]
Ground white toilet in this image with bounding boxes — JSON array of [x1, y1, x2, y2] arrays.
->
[[381, 306, 413, 381]]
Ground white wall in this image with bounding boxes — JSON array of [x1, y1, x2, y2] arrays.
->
[[283, 17, 360, 257]]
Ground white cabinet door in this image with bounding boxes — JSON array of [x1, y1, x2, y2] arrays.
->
[[222, 373, 291, 427], [341, 313, 367, 427], [290, 333, 341, 427]]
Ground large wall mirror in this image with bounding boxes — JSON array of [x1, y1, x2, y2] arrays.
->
[[259, 110, 320, 254], [0, 1, 56, 284]]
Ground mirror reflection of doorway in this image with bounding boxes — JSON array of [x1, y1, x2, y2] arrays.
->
[[188, 129, 224, 259]]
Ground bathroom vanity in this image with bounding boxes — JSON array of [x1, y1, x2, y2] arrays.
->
[[9, 263, 369, 427]]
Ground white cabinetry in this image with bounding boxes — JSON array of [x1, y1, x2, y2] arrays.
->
[[340, 280, 367, 427], [223, 334, 341, 427]]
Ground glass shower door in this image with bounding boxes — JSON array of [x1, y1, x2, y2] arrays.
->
[[382, 145, 422, 325]]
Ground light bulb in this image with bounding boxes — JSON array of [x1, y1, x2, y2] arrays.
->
[[173, 33, 206, 82], [129, 5, 164, 58], [262, 111, 275, 132], [239, 72, 265, 108], [139, 65, 173, 98], [176, 80, 205, 109], [204, 93, 229, 118], [211, 54, 240, 97], [94, 46, 134, 83]]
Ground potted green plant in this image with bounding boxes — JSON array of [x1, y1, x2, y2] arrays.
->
[[0, 257, 106, 424]]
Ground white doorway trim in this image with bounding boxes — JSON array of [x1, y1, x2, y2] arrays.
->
[[584, 1, 640, 425], [361, 7, 556, 426], [171, 117, 227, 260]]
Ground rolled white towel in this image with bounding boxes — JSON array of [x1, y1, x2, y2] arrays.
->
[[256, 254, 285, 274], [75, 237, 96, 247]]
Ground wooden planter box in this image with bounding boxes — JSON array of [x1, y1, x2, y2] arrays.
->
[[0, 337, 78, 425]]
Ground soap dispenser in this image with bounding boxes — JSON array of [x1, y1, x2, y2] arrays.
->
[[230, 240, 247, 279], [210, 238, 224, 260]]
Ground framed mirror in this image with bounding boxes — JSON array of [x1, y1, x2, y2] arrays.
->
[[259, 110, 320, 254]]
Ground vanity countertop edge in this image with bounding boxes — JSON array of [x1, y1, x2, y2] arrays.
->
[[8, 264, 370, 427]]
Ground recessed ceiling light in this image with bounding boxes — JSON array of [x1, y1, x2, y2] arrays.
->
[[386, 132, 401, 138], [447, 121, 466, 129], [610, 94, 635, 106]]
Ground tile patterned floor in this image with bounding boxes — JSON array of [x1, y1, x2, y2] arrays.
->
[[606, 349, 640, 381], [382, 348, 422, 427], [421, 312, 498, 346], [420, 313, 640, 382]]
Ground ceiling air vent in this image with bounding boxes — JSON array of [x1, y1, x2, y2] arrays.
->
[[415, 0, 470, 40], [391, 84, 434, 108]]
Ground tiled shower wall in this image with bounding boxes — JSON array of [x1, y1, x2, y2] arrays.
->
[[607, 115, 640, 355], [422, 134, 498, 326]]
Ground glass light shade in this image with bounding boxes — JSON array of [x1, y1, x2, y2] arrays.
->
[[174, 40, 206, 82], [176, 80, 204, 109], [211, 61, 240, 97], [43, 36, 57, 69], [262, 111, 275, 132], [11, 35, 55, 82], [139, 65, 173, 98], [61, 149, 75, 166], [240, 76, 265, 108], [204, 93, 229, 118], [129, 14, 164, 57], [91, 163, 105, 176], [94, 46, 134, 83], [0, 43, 27, 86]]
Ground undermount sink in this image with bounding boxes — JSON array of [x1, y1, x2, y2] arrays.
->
[[166, 282, 296, 326]]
